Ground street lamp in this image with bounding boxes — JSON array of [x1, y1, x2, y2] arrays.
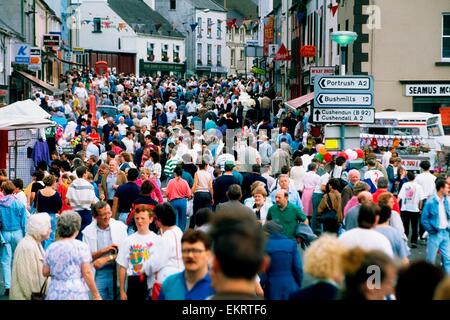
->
[[331, 31, 357, 76]]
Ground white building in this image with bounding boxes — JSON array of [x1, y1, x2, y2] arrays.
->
[[154, 0, 228, 77], [78, 0, 186, 76], [217, 0, 259, 77]]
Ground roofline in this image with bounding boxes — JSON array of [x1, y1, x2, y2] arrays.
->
[[195, 6, 227, 13], [136, 33, 185, 40]]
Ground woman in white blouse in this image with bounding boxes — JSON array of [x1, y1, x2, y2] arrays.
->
[[244, 184, 273, 225], [290, 157, 306, 198]]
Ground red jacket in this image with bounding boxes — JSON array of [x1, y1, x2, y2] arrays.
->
[[372, 189, 400, 213]]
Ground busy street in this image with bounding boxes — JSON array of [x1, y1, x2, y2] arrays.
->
[[0, 0, 450, 304]]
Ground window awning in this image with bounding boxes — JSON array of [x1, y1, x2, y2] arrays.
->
[[15, 71, 64, 96], [285, 92, 314, 110]]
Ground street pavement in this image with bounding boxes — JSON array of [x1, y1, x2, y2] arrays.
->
[[0, 239, 428, 300]]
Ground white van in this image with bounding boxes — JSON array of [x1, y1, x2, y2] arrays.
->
[[360, 112, 444, 170]]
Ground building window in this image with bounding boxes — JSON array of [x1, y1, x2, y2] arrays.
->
[[93, 17, 102, 33], [231, 49, 236, 67], [197, 43, 202, 64], [240, 27, 244, 42], [443, 14, 450, 59], [217, 20, 222, 39], [240, 49, 244, 61], [217, 45, 222, 66], [197, 17, 202, 38], [207, 44, 212, 65], [207, 18, 212, 38], [170, 0, 176, 10], [161, 44, 169, 61], [147, 43, 155, 61], [173, 45, 180, 63]]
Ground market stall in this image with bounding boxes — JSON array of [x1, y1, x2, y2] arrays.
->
[[0, 99, 54, 185]]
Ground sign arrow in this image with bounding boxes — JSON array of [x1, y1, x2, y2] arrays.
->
[[317, 76, 372, 90], [315, 109, 321, 122], [315, 93, 373, 106]]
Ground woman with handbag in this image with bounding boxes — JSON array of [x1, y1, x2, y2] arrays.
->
[[317, 178, 343, 234], [42, 211, 102, 300], [10, 213, 51, 300]]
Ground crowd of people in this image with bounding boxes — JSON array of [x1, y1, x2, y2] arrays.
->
[[0, 69, 449, 300]]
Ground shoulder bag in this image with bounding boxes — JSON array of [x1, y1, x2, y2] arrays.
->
[[318, 193, 338, 223], [31, 277, 48, 300]]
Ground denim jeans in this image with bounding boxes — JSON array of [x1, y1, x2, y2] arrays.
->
[[42, 213, 57, 250], [170, 198, 188, 231], [95, 267, 116, 300], [0, 230, 24, 289], [426, 229, 450, 274], [75, 209, 93, 240]]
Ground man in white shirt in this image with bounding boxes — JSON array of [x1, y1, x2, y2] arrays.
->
[[339, 203, 394, 258], [364, 158, 384, 189], [82, 201, 128, 300], [121, 131, 135, 154], [67, 166, 99, 240], [86, 137, 100, 158], [421, 178, 450, 273], [117, 117, 128, 136], [415, 160, 437, 241], [398, 171, 426, 248]]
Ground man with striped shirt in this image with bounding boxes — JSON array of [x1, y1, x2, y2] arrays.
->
[[163, 150, 181, 181], [67, 166, 99, 240]]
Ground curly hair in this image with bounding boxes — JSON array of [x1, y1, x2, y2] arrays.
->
[[303, 234, 348, 280], [57, 211, 81, 238]]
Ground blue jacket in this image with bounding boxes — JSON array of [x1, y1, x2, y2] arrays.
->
[[421, 195, 450, 235], [32, 140, 51, 169], [0, 195, 27, 236], [260, 233, 303, 300]]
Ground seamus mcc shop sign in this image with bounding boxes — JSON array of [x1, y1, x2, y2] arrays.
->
[[405, 84, 450, 96]]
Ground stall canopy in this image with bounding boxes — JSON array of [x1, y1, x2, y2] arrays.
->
[[0, 99, 53, 130], [285, 92, 315, 110]]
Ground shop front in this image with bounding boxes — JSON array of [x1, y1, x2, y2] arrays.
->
[[401, 81, 450, 134], [9, 70, 63, 103], [139, 59, 185, 78]]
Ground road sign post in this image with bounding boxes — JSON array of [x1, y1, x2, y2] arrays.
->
[[314, 75, 375, 150]]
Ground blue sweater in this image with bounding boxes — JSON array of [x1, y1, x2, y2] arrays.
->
[[0, 195, 27, 236]]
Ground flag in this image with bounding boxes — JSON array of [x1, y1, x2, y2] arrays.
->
[[331, 4, 339, 16], [226, 19, 237, 29], [190, 23, 198, 31]]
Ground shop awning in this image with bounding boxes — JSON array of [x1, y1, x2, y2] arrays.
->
[[15, 70, 64, 96], [285, 92, 314, 110]]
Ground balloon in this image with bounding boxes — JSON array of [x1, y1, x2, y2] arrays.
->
[[356, 149, 365, 159], [344, 149, 353, 157], [315, 153, 324, 162], [316, 144, 324, 153], [348, 150, 358, 161], [324, 152, 333, 163], [319, 145, 327, 155], [337, 152, 349, 160]]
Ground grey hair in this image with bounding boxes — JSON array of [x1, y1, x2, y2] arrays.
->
[[57, 211, 81, 238], [27, 213, 51, 241]]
